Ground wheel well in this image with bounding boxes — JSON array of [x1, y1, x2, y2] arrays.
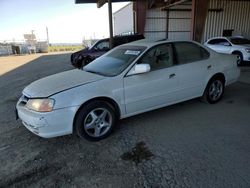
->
[[232, 51, 242, 56], [72, 97, 121, 134], [209, 73, 225, 85]]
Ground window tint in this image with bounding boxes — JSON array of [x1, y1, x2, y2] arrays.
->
[[174, 42, 209, 64], [95, 40, 110, 50], [208, 38, 230, 46], [114, 38, 127, 47], [140, 44, 174, 71], [229, 37, 250, 45]]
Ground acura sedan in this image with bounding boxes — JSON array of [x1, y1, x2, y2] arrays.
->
[[16, 40, 240, 141]]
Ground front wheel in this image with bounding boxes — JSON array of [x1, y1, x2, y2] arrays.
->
[[75, 101, 117, 141], [202, 78, 224, 104]]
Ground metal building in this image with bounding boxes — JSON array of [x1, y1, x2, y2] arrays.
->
[[76, 0, 250, 44], [144, 2, 192, 40], [113, 3, 134, 35], [203, 0, 250, 41], [141, 0, 250, 42]]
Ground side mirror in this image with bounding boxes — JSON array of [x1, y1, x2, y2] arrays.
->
[[127, 64, 151, 76]]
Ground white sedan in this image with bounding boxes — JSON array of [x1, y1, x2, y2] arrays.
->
[[204, 36, 250, 66], [16, 40, 240, 141]]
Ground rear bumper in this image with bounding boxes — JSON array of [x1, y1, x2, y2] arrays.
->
[[16, 102, 78, 138], [225, 66, 241, 86]]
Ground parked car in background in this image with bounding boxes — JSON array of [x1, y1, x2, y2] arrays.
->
[[16, 40, 240, 141], [71, 34, 144, 68], [204, 36, 250, 66]]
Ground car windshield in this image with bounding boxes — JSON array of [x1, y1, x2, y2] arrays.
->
[[229, 37, 250, 45], [83, 46, 146, 76]]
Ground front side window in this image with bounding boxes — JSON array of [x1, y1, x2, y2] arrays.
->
[[174, 42, 210, 64], [83, 46, 146, 76], [95, 40, 110, 50], [139, 43, 174, 71]]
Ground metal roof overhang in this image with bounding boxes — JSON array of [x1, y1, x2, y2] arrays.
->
[[75, 0, 132, 3], [75, 0, 133, 8]]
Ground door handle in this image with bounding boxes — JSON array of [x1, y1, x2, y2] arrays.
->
[[207, 65, 212, 70], [169, 73, 176, 79]]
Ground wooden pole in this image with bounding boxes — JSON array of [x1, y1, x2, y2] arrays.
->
[[108, 0, 114, 49]]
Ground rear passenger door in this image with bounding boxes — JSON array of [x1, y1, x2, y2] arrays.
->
[[173, 42, 211, 100]]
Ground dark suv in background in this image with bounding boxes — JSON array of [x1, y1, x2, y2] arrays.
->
[[71, 34, 144, 68]]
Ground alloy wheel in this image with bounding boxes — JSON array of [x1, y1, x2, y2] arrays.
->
[[83, 108, 112, 138]]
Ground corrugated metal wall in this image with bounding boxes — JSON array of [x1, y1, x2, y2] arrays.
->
[[140, 0, 250, 41], [144, 8, 168, 40], [168, 3, 192, 40], [203, 0, 250, 42], [144, 2, 192, 40]]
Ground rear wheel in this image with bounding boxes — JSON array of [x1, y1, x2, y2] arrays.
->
[[202, 78, 224, 104], [75, 101, 117, 141]]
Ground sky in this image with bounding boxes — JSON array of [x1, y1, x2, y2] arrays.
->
[[0, 0, 130, 43]]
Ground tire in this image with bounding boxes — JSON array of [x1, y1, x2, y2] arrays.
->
[[232, 52, 243, 66], [84, 55, 93, 66], [72, 55, 84, 69], [75, 101, 117, 141], [202, 77, 225, 104]]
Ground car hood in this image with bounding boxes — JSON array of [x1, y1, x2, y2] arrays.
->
[[234, 44, 250, 48], [73, 48, 95, 56], [23, 69, 104, 98]]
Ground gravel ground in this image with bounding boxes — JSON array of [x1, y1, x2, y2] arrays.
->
[[0, 53, 250, 188]]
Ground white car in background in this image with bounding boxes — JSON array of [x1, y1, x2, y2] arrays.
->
[[16, 40, 240, 141], [204, 36, 250, 66]]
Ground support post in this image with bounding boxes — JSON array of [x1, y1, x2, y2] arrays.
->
[[191, 0, 209, 42], [133, 0, 147, 34], [108, 0, 114, 49]]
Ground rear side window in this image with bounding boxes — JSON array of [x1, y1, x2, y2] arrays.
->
[[173, 42, 210, 64]]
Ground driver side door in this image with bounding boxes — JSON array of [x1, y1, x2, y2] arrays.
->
[[123, 43, 179, 115]]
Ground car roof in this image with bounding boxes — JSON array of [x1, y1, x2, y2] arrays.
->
[[206, 36, 228, 41], [121, 39, 200, 48], [206, 36, 246, 41]]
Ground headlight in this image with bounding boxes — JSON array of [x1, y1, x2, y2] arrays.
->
[[246, 48, 250, 53], [26, 98, 55, 112]]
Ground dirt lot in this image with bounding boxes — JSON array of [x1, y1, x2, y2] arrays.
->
[[0, 53, 250, 188]]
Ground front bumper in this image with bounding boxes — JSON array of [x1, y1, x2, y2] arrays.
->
[[243, 53, 250, 62], [16, 101, 78, 138]]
